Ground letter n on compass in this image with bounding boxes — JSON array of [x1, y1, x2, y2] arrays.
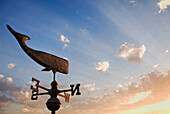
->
[[70, 84, 81, 96]]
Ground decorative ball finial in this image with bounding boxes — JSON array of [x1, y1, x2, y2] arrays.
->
[[46, 98, 61, 112]]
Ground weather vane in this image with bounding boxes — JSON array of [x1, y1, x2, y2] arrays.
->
[[7, 25, 81, 114]]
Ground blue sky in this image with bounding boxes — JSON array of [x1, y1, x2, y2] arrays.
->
[[0, 0, 170, 114]]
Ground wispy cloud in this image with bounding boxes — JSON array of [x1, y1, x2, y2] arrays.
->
[[95, 61, 109, 73], [1, 69, 170, 114], [157, 0, 170, 13], [117, 42, 146, 63], [0, 75, 47, 113], [120, 91, 152, 105], [81, 83, 97, 94], [8, 63, 15, 69], [58, 69, 170, 114]]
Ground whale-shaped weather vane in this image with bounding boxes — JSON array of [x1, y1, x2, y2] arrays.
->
[[7, 25, 68, 78], [7, 25, 81, 114]]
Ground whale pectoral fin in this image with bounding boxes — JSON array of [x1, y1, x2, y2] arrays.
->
[[41, 68, 51, 71]]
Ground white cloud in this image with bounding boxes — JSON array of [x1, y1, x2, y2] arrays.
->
[[81, 84, 96, 94], [129, 0, 135, 3], [157, 0, 170, 13], [117, 42, 146, 63], [166, 50, 169, 53], [95, 61, 109, 73], [63, 44, 68, 49], [61, 35, 70, 43], [61, 35, 70, 49], [8, 63, 15, 69], [0, 74, 4, 79], [127, 76, 134, 80], [6, 77, 13, 83], [82, 84, 95, 88], [154, 64, 160, 68], [116, 84, 124, 89]]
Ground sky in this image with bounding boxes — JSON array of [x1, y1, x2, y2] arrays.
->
[[0, 0, 170, 114]]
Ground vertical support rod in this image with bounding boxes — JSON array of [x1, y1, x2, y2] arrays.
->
[[52, 111, 55, 114], [53, 72, 55, 81], [52, 70, 57, 81]]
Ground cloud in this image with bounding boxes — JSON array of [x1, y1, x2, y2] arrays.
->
[[61, 35, 70, 43], [8, 63, 15, 69], [1, 69, 170, 114], [127, 76, 134, 80], [0, 77, 20, 93], [6, 77, 13, 83], [129, 0, 135, 3], [120, 91, 152, 105], [117, 42, 146, 63], [63, 44, 68, 49], [153, 64, 160, 68], [166, 50, 169, 54], [116, 70, 170, 109], [0, 76, 20, 110], [58, 69, 170, 114], [95, 61, 109, 73], [157, 0, 170, 13], [0, 74, 4, 79], [61, 35, 69, 49], [81, 84, 96, 94], [21, 108, 31, 113], [0, 75, 47, 113], [0, 95, 14, 110]]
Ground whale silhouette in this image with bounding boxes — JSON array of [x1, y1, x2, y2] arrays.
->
[[7, 25, 69, 74]]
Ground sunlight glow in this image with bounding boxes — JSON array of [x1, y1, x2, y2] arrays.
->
[[121, 99, 170, 114], [121, 91, 152, 105]]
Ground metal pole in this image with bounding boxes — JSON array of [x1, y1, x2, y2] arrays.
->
[[53, 70, 57, 81], [52, 111, 55, 114], [54, 72, 55, 81]]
